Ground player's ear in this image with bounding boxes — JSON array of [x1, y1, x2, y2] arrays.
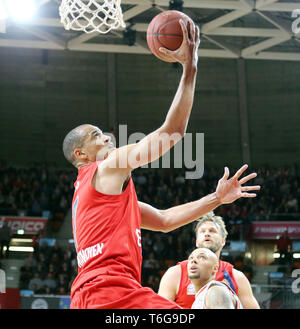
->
[[74, 148, 87, 160], [212, 263, 219, 277]]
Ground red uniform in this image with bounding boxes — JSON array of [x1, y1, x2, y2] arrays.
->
[[175, 259, 239, 309], [70, 161, 181, 309]]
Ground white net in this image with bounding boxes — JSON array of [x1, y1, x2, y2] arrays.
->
[[59, 0, 126, 34]]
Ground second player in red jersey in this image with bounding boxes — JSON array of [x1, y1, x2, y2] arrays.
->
[[158, 212, 260, 309]]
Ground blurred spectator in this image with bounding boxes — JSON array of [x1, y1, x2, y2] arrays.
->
[[286, 195, 298, 212], [145, 275, 160, 292], [143, 252, 160, 277], [152, 235, 165, 260], [22, 253, 37, 270], [0, 221, 12, 258], [36, 262, 47, 280], [36, 252, 48, 267], [276, 230, 292, 264], [60, 262, 71, 280], [48, 263, 58, 278], [57, 286, 68, 296], [32, 229, 45, 256], [43, 273, 57, 292], [56, 273, 69, 294], [43, 286, 54, 295], [28, 273, 43, 291], [19, 266, 34, 289]]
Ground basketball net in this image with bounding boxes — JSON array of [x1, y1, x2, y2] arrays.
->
[[59, 0, 126, 34]]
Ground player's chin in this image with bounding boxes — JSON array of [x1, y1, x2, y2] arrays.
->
[[202, 241, 218, 251], [188, 273, 200, 280]]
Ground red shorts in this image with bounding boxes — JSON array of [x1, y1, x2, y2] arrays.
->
[[71, 274, 181, 309]]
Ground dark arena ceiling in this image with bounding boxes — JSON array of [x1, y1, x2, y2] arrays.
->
[[0, 0, 300, 61]]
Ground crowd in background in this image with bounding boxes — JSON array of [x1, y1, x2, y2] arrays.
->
[[133, 165, 300, 240], [0, 161, 299, 236], [19, 241, 77, 295], [0, 160, 76, 231], [0, 161, 299, 294]]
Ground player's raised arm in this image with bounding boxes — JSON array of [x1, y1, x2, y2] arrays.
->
[[104, 20, 200, 173]]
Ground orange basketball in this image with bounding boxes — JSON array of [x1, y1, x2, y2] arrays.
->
[[146, 10, 193, 63]]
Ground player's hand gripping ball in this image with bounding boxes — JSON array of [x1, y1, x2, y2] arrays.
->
[[147, 10, 194, 62]]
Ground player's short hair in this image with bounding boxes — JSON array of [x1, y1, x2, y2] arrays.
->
[[194, 211, 228, 239], [62, 124, 89, 166]]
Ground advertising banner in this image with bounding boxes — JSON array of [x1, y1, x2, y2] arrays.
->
[[21, 295, 71, 309], [0, 216, 48, 235], [251, 221, 300, 239]]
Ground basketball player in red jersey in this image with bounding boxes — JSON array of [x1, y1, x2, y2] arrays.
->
[[158, 212, 260, 308], [187, 248, 242, 309], [63, 20, 260, 309]]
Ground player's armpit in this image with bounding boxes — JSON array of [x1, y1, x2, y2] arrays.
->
[[157, 265, 181, 302], [205, 286, 236, 309]]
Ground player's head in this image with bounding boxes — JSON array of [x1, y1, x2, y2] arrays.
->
[[194, 211, 228, 254], [187, 247, 219, 283], [62, 124, 115, 168]]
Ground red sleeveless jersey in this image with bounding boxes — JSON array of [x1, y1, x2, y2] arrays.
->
[[175, 259, 238, 309], [70, 161, 142, 299]]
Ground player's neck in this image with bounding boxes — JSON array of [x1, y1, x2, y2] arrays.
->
[[193, 278, 212, 293], [215, 249, 221, 260], [77, 160, 94, 169]]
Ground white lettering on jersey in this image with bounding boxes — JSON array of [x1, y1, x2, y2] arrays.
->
[[75, 181, 80, 190], [77, 242, 104, 268], [136, 229, 141, 247]]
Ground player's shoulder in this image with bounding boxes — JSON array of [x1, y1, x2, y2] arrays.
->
[[219, 258, 234, 268], [206, 281, 234, 299], [232, 268, 252, 288], [176, 259, 188, 268], [162, 263, 182, 280], [206, 284, 233, 299], [232, 268, 248, 280], [208, 281, 229, 291]]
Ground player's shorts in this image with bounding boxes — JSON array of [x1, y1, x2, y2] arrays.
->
[[70, 274, 182, 309]]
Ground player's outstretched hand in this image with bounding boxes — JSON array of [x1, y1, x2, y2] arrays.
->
[[215, 164, 261, 204], [158, 19, 200, 69]]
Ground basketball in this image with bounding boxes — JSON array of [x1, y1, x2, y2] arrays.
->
[[147, 10, 193, 63]]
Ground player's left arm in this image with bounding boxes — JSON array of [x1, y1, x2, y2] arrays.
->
[[140, 165, 260, 232], [139, 194, 220, 232], [233, 268, 260, 309]]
